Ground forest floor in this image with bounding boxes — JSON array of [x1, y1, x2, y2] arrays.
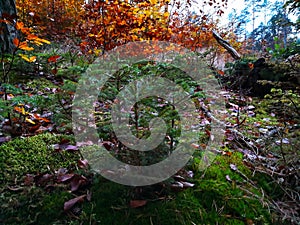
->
[[0, 50, 299, 225]]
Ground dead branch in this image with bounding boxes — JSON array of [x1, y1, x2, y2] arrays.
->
[[212, 30, 241, 60]]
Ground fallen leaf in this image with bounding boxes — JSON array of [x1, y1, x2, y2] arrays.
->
[[275, 138, 289, 144], [56, 168, 68, 175], [64, 195, 86, 211], [225, 174, 231, 182], [130, 200, 147, 208], [24, 174, 35, 186], [0, 136, 11, 144], [191, 143, 200, 149], [34, 173, 53, 186], [57, 174, 74, 183], [86, 190, 92, 201], [173, 175, 185, 182], [230, 164, 237, 171], [70, 175, 88, 192], [14, 106, 26, 115], [65, 145, 79, 151], [186, 170, 194, 178], [25, 118, 36, 124], [78, 159, 89, 169], [181, 181, 195, 188]]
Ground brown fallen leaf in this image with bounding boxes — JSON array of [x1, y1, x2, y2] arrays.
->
[[24, 174, 35, 186], [64, 195, 86, 212], [57, 173, 74, 183], [130, 200, 147, 208], [70, 174, 88, 192], [78, 159, 89, 169]]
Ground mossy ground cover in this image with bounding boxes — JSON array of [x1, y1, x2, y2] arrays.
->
[[1, 57, 298, 225], [0, 132, 272, 225], [77, 152, 271, 225], [0, 133, 78, 184], [0, 133, 79, 224]]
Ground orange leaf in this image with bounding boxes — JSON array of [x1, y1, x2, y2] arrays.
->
[[0, 19, 10, 24], [191, 143, 200, 149], [15, 21, 24, 30], [48, 55, 60, 63], [26, 34, 39, 40], [31, 114, 51, 123], [13, 38, 20, 47], [217, 70, 225, 76], [14, 106, 26, 115], [19, 42, 34, 51]]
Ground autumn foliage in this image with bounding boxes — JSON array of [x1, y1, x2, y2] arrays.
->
[[77, 0, 231, 53], [77, 0, 172, 54], [16, 0, 84, 39], [14, 0, 234, 55]]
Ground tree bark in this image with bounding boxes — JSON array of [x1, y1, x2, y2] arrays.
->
[[0, 0, 17, 54]]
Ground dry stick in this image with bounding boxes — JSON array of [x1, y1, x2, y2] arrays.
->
[[212, 30, 241, 60], [201, 105, 259, 155]]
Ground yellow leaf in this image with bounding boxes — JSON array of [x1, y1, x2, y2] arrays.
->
[[94, 49, 102, 56], [25, 118, 36, 124], [19, 54, 37, 63], [37, 38, 51, 45], [21, 107, 26, 115], [32, 38, 50, 45], [18, 42, 34, 51], [150, 0, 157, 5], [163, 12, 170, 18]]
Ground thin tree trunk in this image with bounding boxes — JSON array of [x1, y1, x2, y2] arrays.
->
[[0, 0, 17, 54]]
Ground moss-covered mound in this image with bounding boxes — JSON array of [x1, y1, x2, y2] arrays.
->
[[0, 133, 79, 184]]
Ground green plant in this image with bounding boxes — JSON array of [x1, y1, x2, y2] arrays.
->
[[92, 61, 208, 166], [264, 88, 300, 120]]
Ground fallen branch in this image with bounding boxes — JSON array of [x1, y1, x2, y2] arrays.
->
[[212, 30, 241, 60]]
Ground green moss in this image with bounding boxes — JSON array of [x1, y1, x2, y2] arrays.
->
[[0, 133, 79, 184], [75, 153, 271, 225], [0, 187, 72, 225], [26, 78, 59, 90], [0, 132, 273, 225]]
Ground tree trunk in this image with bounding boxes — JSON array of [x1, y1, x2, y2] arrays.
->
[[0, 0, 17, 54]]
